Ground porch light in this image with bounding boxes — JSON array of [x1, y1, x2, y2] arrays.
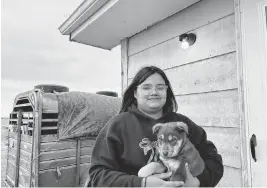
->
[[179, 33, 196, 49]]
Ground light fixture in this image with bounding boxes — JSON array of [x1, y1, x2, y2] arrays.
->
[[179, 33, 196, 49]]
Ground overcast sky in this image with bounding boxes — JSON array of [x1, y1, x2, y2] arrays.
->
[[1, 0, 121, 117]]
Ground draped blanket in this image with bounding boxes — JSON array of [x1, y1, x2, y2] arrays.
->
[[56, 91, 121, 140]]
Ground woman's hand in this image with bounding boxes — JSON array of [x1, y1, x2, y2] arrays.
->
[[138, 162, 166, 177], [144, 171, 184, 187], [183, 163, 200, 187]]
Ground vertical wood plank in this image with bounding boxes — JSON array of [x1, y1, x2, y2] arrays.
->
[[18, 166, 30, 187], [15, 110, 22, 187], [6, 130, 11, 185], [7, 161, 16, 186], [76, 139, 81, 186], [34, 91, 42, 187], [234, 0, 250, 186], [29, 125, 35, 187], [121, 38, 129, 95], [236, 0, 267, 185]]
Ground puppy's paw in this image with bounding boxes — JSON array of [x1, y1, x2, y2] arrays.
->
[[138, 162, 166, 177]]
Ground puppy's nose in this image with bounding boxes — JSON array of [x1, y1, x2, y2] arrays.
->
[[162, 151, 168, 156]]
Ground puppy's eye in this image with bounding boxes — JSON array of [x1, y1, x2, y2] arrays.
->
[[170, 139, 177, 145]]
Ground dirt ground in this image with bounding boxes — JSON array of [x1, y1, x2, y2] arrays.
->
[[1, 126, 8, 187]]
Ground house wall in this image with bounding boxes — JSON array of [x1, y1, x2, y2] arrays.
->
[[121, 0, 242, 186]]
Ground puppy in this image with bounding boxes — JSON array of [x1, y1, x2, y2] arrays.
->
[[152, 122, 205, 182]]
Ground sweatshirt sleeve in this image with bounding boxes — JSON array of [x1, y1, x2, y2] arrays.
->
[[88, 115, 143, 187], [184, 117, 224, 187]]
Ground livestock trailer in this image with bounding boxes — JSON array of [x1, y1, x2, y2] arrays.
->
[[4, 85, 121, 187]]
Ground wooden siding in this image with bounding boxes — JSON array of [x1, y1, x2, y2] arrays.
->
[[6, 158, 31, 187], [18, 166, 30, 187], [6, 161, 16, 186], [39, 147, 93, 161], [128, 14, 236, 78], [203, 127, 241, 169], [175, 90, 239, 128], [217, 166, 242, 187], [165, 52, 237, 95], [122, 0, 242, 186], [7, 131, 95, 187], [38, 163, 90, 187], [38, 137, 95, 186], [7, 131, 32, 187], [40, 134, 96, 143], [9, 136, 32, 154], [128, 0, 234, 56], [9, 131, 32, 144], [39, 155, 91, 170], [8, 154, 31, 172], [39, 138, 94, 163], [40, 139, 95, 151], [8, 144, 31, 162]]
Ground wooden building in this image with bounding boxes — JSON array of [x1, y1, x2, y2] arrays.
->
[[59, 0, 267, 187]]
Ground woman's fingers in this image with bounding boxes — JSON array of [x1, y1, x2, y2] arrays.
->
[[164, 181, 184, 187], [150, 171, 172, 179], [138, 162, 166, 177], [146, 176, 184, 187], [185, 163, 193, 178]]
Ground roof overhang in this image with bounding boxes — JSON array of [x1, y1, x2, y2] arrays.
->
[[59, 0, 200, 50]]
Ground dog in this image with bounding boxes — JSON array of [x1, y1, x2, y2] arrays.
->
[[138, 122, 205, 182]]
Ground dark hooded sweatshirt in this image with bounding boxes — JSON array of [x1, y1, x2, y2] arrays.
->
[[89, 105, 223, 187]]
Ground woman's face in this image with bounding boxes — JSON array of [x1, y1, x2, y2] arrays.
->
[[134, 73, 168, 114]]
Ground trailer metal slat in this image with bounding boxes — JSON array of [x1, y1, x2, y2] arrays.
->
[[41, 119, 58, 122], [14, 103, 32, 108], [21, 112, 34, 117], [9, 119, 34, 123], [42, 110, 58, 113], [10, 112, 33, 115], [9, 119, 18, 122], [28, 126, 57, 131], [9, 119, 57, 123], [41, 126, 57, 130], [15, 110, 22, 187], [17, 97, 28, 100], [10, 112, 19, 115]]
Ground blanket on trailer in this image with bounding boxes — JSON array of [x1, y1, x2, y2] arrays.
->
[[56, 91, 121, 140]]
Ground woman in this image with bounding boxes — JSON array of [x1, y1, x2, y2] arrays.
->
[[89, 66, 223, 187]]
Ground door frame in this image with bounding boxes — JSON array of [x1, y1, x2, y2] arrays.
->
[[235, 0, 267, 186]]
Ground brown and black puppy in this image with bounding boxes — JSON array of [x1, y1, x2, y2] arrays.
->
[[152, 122, 205, 182]]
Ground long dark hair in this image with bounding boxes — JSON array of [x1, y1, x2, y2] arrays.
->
[[119, 66, 178, 113]]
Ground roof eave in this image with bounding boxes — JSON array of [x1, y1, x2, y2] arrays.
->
[[59, 0, 109, 35]]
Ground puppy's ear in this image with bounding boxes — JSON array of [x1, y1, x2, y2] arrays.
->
[[152, 123, 162, 134], [175, 122, 189, 135]]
